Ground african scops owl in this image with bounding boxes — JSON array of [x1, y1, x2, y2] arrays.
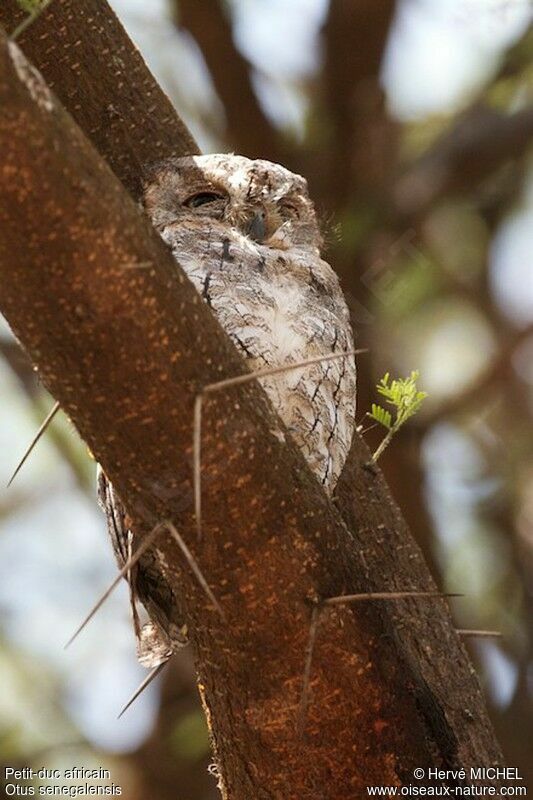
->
[[99, 154, 357, 668]]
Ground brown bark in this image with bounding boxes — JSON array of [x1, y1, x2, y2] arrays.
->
[[133, 654, 219, 800], [0, 0, 198, 198], [0, 10, 504, 800]]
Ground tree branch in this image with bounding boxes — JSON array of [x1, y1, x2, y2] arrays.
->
[[395, 105, 533, 216], [322, 0, 397, 202], [0, 0, 198, 198], [0, 16, 504, 799], [176, 0, 282, 163]]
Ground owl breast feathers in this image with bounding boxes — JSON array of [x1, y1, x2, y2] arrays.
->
[[143, 154, 356, 491]]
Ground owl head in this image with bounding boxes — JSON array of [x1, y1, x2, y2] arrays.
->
[[142, 154, 322, 252]]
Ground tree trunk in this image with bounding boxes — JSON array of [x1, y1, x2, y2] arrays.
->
[[0, 6, 504, 798]]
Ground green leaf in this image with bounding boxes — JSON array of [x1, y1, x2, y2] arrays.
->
[[368, 370, 428, 461], [369, 403, 392, 430]]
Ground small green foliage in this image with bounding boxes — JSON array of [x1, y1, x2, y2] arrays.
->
[[12, 0, 52, 41], [16, 0, 46, 12], [368, 371, 428, 462], [370, 403, 392, 430], [375, 371, 428, 427]]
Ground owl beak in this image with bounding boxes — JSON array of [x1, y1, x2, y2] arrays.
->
[[247, 210, 267, 243]]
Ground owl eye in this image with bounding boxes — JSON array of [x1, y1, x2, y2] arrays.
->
[[184, 191, 225, 208]]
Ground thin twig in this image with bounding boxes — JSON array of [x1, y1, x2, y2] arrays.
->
[[456, 629, 502, 638], [117, 659, 169, 719], [7, 401, 60, 487], [324, 591, 462, 606], [296, 604, 320, 738], [193, 349, 366, 540], [371, 427, 395, 463]]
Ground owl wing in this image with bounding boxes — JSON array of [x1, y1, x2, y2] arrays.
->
[[97, 468, 188, 668]]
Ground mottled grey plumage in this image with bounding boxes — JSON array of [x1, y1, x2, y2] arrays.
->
[[97, 470, 187, 668], [100, 154, 356, 667], [144, 154, 356, 488]]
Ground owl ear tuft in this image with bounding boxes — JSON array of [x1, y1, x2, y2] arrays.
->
[[141, 156, 204, 191]]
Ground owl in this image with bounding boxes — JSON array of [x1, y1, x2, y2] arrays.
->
[[99, 154, 356, 668]]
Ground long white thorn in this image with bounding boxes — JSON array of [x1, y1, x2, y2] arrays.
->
[[296, 590, 461, 735], [324, 591, 463, 606], [456, 629, 502, 638], [162, 520, 225, 620], [296, 605, 320, 738], [193, 394, 203, 541], [64, 520, 167, 649], [117, 660, 169, 719], [193, 348, 367, 541], [66, 518, 225, 649], [202, 348, 366, 398], [126, 532, 142, 640], [7, 401, 61, 488]]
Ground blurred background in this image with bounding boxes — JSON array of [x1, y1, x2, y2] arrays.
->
[[1, 0, 532, 797]]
